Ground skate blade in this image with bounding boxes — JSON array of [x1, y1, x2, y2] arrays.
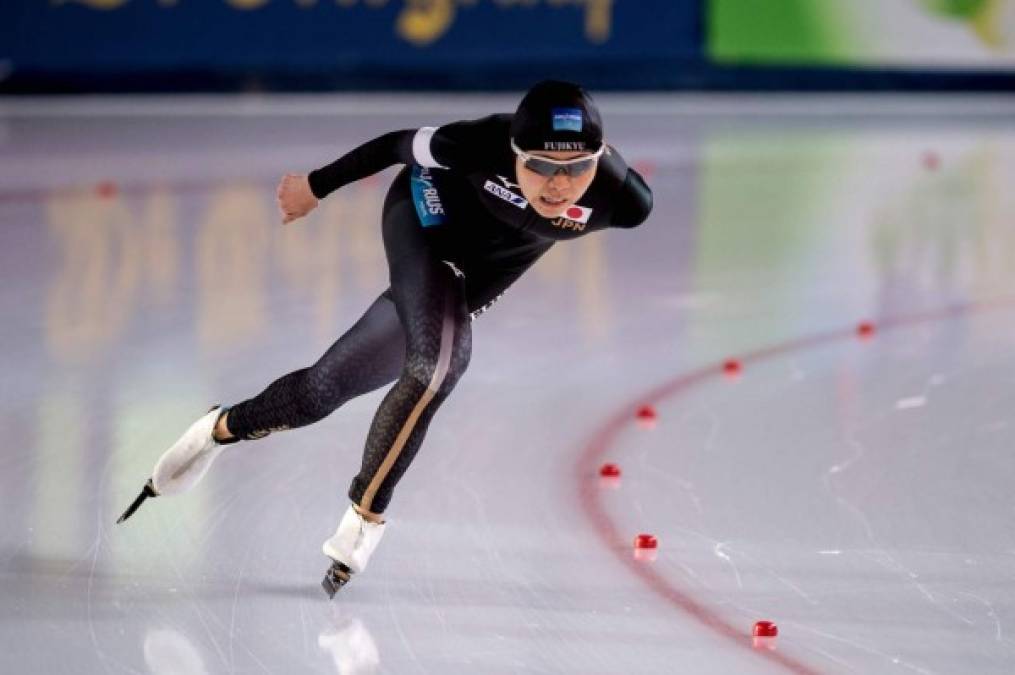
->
[[321, 561, 351, 599], [116, 479, 157, 524]]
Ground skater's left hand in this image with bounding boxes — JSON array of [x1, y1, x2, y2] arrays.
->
[[277, 173, 319, 224]]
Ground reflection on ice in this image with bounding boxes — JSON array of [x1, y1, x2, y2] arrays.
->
[[144, 628, 208, 675], [319, 615, 380, 675]]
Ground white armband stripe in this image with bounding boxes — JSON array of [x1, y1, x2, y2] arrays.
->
[[412, 127, 447, 169]]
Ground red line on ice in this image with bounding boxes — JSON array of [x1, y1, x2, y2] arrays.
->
[[577, 298, 1015, 674]]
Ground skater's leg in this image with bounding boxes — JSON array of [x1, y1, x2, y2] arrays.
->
[[117, 404, 234, 520], [322, 274, 469, 590], [225, 291, 405, 440], [348, 272, 470, 515], [119, 292, 405, 521], [348, 190, 473, 517], [341, 263, 534, 516], [320, 261, 530, 533], [343, 230, 548, 515], [320, 175, 471, 590]]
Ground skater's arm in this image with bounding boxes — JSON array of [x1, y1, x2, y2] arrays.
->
[[611, 167, 652, 228], [306, 116, 507, 201], [307, 130, 417, 199], [597, 146, 653, 228], [278, 129, 417, 224]]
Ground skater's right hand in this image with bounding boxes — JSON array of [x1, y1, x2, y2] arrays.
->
[[277, 173, 319, 224]]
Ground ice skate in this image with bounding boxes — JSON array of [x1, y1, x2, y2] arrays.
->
[[116, 406, 235, 524], [321, 505, 387, 598], [322, 560, 353, 598]]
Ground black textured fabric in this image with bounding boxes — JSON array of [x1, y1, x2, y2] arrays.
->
[[308, 114, 653, 242], [221, 99, 655, 516], [348, 179, 473, 513], [226, 292, 406, 440], [307, 129, 415, 199], [224, 105, 656, 509], [226, 169, 533, 513], [612, 169, 654, 228]]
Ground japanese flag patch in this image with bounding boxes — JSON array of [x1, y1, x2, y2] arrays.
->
[[562, 205, 592, 224]]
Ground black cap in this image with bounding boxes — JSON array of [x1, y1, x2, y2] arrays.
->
[[510, 80, 603, 153]]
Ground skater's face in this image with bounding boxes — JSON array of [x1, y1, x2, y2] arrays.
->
[[514, 147, 600, 218]]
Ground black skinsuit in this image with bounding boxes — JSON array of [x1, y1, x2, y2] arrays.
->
[[225, 114, 653, 513]]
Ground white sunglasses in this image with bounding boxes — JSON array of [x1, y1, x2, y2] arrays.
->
[[510, 140, 604, 177]]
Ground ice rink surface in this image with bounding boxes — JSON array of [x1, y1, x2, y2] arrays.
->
[[2, 93, 1015, 674]]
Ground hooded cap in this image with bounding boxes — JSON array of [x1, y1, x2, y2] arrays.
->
[[510, 80, 603, 153]]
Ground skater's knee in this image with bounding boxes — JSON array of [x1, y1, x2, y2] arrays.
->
[[403, 329, 470, 394], [403, 352, 440, 390]]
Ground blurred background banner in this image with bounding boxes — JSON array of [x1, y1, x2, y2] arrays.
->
[[0, 0, 699, 91], [1, 0, 1014, 92], [709, 0, 1015, 68]]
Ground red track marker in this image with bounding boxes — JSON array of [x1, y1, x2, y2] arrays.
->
[[599, 463, 621, 478], [635, 404, 658, 428], [752, 621, 779, 651], [95, 180, 118, 198], [633, 533, 658, 562]]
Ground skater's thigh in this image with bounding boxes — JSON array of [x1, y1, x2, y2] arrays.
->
[[308, 291, 405, 391], [381, 192, 468, 344]]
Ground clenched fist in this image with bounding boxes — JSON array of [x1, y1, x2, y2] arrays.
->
[[276, 173, 319, 224]]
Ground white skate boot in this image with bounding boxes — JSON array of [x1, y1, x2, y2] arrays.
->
[[116, 406, 235, 523], [321, 505, 387, 598]]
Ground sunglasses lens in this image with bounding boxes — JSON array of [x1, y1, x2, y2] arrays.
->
[[567, 159, 595, 176], [524, 157, 595, 177], [524, 158, 558, 176]]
